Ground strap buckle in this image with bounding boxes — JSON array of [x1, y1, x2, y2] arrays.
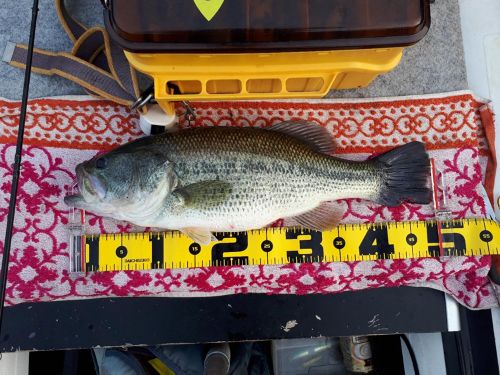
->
[[130, 85, 155, 111], [181, 101, 196, 122], [99, 0, 110, 9]]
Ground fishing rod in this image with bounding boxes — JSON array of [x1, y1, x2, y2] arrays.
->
[[0, 0, 39, 333]]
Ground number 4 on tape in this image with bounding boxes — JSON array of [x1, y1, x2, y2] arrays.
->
[[193, 0, 225, 21]]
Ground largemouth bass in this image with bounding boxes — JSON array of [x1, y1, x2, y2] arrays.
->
[[64, 122, 431, 244]]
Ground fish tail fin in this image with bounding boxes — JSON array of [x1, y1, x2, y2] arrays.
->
[[372, 141, 432, 206]]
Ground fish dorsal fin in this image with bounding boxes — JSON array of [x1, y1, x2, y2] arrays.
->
[[173, 180, 232, 208], [292, 203, 342, 232], [268, 120, 335, 154]]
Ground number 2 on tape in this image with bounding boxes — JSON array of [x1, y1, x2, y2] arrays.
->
[[212, 232, 249, 265]]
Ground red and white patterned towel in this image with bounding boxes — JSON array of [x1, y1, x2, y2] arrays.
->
[[0, 91, 498, 309]]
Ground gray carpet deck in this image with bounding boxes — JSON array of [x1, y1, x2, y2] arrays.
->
[[0, 0, 467, 100]]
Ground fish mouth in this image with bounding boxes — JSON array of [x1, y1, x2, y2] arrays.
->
[[64, 192, 85, 208], [64, 165, 103, 207], [64, 180, 86, 207], [64, 169, 86, 208]]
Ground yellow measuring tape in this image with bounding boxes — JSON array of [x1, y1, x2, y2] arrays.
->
[[69, 218, 499, 273]]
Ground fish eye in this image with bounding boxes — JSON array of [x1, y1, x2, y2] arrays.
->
[[95, 157, 107, 169]]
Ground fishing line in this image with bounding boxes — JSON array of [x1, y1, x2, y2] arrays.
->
[[0, 0, 39, 332]]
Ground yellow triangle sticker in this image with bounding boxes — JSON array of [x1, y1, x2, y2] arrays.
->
[[193, 0, 225, 21]]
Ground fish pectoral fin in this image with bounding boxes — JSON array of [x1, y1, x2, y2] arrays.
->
[[292, 203, 343, 231], [268, 120, 335, 154], [173, 180, 232, 208], [181, 227, 216, 245]]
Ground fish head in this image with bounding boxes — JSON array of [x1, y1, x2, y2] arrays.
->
[[64, 147, 176, 215]]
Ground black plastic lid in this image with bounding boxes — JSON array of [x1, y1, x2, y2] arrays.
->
[[105, 0, 430, 53]]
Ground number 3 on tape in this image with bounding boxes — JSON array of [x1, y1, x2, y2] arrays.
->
[[193, 0, 225, 21]]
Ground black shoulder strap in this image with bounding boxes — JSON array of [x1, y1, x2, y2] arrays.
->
[[4, 0, 144, 106]]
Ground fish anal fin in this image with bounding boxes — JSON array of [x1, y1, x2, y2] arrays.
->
[[292, 203, 343, 232]]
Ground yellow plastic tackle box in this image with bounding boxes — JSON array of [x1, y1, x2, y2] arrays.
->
[[104, 0, 430, 115]]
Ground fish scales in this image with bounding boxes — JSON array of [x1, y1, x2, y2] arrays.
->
[[134, 127, 377, 230]]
